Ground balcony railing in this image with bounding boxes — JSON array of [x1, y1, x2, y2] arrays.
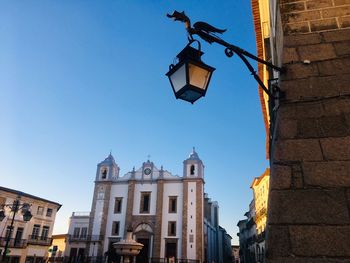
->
[[0, 237, 27, 248], [68, 235, 104, 242], [27, 235, 52, 246]]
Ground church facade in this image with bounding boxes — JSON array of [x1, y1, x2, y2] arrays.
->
[[66, 149, 230, 263]]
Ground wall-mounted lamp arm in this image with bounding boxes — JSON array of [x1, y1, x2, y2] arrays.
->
[[167, 10, 285, 99]]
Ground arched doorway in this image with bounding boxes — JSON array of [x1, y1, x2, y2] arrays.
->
[[134, 223, 153, 263]]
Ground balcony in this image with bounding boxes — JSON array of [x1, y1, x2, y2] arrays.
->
[[0, 237, 27, 248], [27, 235, 52, 246], [68, 235, 104, 242]]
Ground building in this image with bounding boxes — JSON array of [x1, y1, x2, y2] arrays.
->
[[67, 149, 230, 263], [231, 245, 240, 263], [49, 234, 69, 261], [0, 186, 61, 263], [251, 0, 350, 261], [237, 169, 269, 263]]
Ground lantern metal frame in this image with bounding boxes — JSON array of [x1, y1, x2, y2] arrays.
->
[[166, 11, 285, 101], [0, 197, 32, 263], [166, 40, 215, 103]]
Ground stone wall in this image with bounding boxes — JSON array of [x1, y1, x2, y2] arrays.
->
[[267, 0, 350, 262]]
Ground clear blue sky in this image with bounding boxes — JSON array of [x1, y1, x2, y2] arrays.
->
[[0, 1, 268, 245]]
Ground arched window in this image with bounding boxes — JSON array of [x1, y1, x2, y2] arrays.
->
[[190, 165, 195, 175], [102, 168, 107, 179]]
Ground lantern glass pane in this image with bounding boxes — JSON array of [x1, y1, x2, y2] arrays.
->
[[180, 90, 202, 102], [169, 64, 187, 92], [189, 63, 211, 90]]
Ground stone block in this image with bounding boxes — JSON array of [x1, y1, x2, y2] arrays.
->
[[339, 15, 350, 28], [334, 0, 350, 5], [320, 136, 350, 160], [273, 139, 323, 161], [322, 6, 350, 18], [283, 47, 300, 63], [281, 2, 306, 14], [267, 257, 350, 263], [297, 118, 319, 138], [289, 225, 350, 256], [309, 74, 350, 96], [317, 57, 350, 75], [306, 0, 333, 9], [310, 18, 339, 32], [303, 161, 350, 187], [277, 118, 298, 139], [334, 41, 350, 55], [296, 102, 324, 118], [323, 97, 350, 115], [284, 21, 310, 34], [270, 164, 292, 189], [284, 32, 322, 46], [283, 10, 321, 23], [283, 63, 319, 80], [322, 28, 350, 41], [265, 225, 291, 258], [268, 189, 349, 224], [282, 78, 311, 100], [298, 43, 336, 61], [318, 115, 348, 137]]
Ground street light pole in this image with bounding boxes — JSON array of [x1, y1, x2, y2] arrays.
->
[[0, 197, 32, 263]]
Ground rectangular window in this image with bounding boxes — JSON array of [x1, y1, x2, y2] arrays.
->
[[114, 198, 123, 213], [37, 206, 44, 215], [32, 225, 40, 239], [168, 196, 177, 213], [140, 192, 151, 213], [46, 208, 53, 217], [41, 226, 49, 240], [73, 227, 80, 238], [112, 221, 120, 236], [5, 226, 12, 239], [168, 221, 176, 236], [80, 227, 87, 238]]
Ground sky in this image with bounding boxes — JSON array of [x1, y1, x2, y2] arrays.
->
[[0, 1, 269, 245]]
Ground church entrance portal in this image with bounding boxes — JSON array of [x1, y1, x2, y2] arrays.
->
[[136, 238, 149, 263]]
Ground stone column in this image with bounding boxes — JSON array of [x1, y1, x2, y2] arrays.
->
[[153, 179, 164, 258], [266, 1, 350, 261]]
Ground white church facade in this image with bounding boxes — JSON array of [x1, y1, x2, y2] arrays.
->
[[65, 149, 231, 263]]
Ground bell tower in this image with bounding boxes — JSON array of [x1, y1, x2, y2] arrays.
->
[[88, 153, 119, 258], [183, 147, 204, 178]]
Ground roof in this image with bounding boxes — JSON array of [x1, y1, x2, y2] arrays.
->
[[250, 168, 270, 189], [0, 186, 62, 210], [251, 0, 270, 159]]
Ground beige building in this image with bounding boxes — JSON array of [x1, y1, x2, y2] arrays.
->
[[0, 186, 61, 263]]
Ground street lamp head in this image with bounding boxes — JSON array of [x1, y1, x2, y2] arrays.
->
[[166, 43, 215, 104], [0, 210, 5, 222], [22, 210, 32, 222]]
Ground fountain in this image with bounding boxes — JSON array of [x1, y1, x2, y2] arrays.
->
[[113, 226, 144, 263]]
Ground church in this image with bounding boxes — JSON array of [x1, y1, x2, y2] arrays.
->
[[65, 149, 231, 263]]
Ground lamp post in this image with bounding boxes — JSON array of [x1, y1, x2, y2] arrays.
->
[[166, 11, 285, 104], [0, 196, 32, 263]]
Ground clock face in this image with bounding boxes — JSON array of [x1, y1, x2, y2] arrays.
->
[[144, 168, 152, 175]]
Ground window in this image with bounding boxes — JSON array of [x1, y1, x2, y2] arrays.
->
[[41, 226, 49, 240], [37, 206, 44, 215], [101, 168, 107, 179], [32, 225, 40, 239], [168, 221, 176, 236], [46, 208, 53, 217], [80, 227, 87, 238], [112, 221, 120, 236], [190, 165, 195, 175], [140, 192, 151, 213], [5, 226, 12, 239], [114, 198, 123, 213], [168, 196, 177, 213], [189, 234, 194, 243], [73, 227, 80, 238]]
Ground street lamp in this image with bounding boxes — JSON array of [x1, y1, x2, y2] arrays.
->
[[166, 41, 215, 104], [166, 11, 285, 104], [0, 197, 32, 263]]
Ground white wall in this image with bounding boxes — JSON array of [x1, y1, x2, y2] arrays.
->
[[187, 182, 196, 259], [160, 182, 183, 258], [133, 183, 158, 215]]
